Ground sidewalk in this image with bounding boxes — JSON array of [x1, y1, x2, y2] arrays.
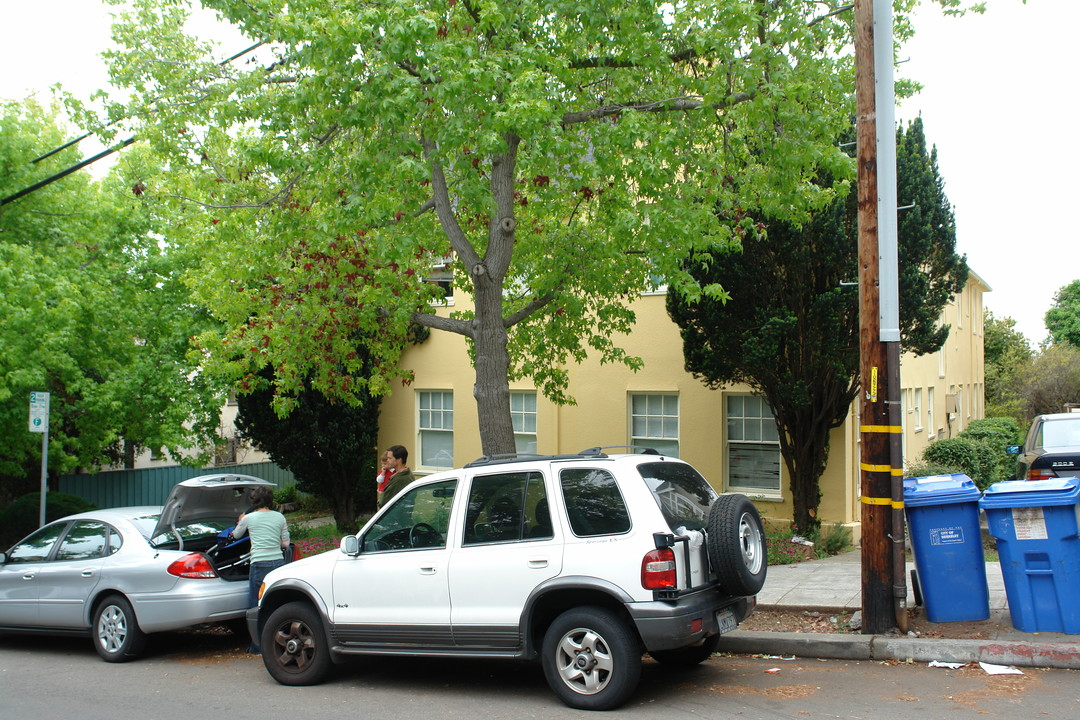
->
[[718, 550, 1080, 669]]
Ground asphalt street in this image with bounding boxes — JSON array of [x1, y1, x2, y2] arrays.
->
[[2, 631, 1079, 719]]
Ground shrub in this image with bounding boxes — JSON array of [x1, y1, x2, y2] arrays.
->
[[815, 523, 853, 557], [274, 484, 300, 505], [903, 459, 966, 480], [0, 492, 98, 549], [920, 437, 1000, 490]]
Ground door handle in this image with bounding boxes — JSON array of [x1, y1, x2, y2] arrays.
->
[[528, 558, 549, 569], [81, 570, 95, 578], [22, 572, 36, 581], [419, 566, 438, 575]]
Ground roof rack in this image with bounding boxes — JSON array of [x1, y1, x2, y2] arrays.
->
[[578, 445, 661, 456], [463, 446, 661, 468]]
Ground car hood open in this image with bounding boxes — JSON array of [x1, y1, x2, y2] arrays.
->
[[151, 474, 276, 541]]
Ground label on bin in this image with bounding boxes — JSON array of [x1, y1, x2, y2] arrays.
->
[[1012, 507, 1048, 540], [929, 526, 965, 545]]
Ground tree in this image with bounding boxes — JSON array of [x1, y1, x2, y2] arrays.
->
[[667, 118, 968, 533], [0, 100, 224, 502], [983, 310, 1033, 421], [1045, 280, 1080, 348], [234, 364, 381, 533], [1016, 344, 1080, 420], [89, 0, 876, 457]]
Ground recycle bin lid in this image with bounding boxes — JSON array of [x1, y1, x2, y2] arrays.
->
[[979, 477, 1080, 509], [902, 473, 982, 507]]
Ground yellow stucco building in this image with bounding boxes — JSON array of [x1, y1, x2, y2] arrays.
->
[[377, 271, 990, 540]]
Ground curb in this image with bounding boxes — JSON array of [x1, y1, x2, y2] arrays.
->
[[717, 630, 1080, 670]]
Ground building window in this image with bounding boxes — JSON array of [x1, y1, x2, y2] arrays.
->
[[418, 391, 454, 470], [913, 388, 923, 432], [927, 387, 936, 440], [726, 395, 782, 495], [629, 393, 679, 457], [510, 391, 537, 455]]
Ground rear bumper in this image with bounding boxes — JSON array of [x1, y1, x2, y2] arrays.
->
[[628, 588, 755, 652], [128, 581, 249, 633]]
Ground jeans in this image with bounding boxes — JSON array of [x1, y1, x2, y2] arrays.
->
[[247, 558, 285, 652], [248, 558, 286, 608]]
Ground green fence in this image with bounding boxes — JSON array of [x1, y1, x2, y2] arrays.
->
[[59, 462, 297, 509]]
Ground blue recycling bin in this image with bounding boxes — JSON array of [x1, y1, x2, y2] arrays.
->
[[903, 474, 990, 622], [979, 478, 1080, 634]]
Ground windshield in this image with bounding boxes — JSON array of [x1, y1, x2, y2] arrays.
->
[[637, 461, 718, 531]]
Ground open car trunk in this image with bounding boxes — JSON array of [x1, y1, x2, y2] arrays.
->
[[149, 473, 279, 582]]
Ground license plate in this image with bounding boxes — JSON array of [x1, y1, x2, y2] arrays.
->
[[715, 608, 738, 635]]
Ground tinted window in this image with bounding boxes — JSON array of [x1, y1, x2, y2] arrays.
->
[[55, 521, 113, 561], [560, 468, 630, 537], [464, 471, 548, 545], [6, 522, 68, 563], [637, 461, 718, 531]]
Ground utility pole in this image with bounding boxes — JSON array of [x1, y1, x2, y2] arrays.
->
[[855, 0, 907, 634]]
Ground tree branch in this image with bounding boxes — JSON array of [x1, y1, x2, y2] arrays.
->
[[503, 292, 556, 328], [561, 92, 752, 126], [411, 309, 472, 337]]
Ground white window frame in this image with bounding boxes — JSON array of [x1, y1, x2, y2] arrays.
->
[[725, 394, 782, 498], [629, 393, 679, 457], [913, 387, 923, 433], [510, 390, 538, 455], [418, 390, 454, 471]]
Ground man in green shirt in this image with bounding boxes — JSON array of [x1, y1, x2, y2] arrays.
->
[[378, 445, 415, 509]]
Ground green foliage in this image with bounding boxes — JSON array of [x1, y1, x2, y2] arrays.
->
[[1016, 344, 1080, 420], [235, 364, 380, 534], [667, 119, 968, 533], [983, 310, 1033, 421], [903, 459, 967, 480], [1045, 280, 1080, 348], [816, 523, 854, 557], [0, 492, 98, 549], [90, 0, 883, 456], [919, 436, 1001, 490], [0, 101, 224, 498], [765, 522, 852, 566], [273, 484, 300, 506]]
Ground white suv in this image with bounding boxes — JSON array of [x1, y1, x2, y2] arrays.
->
[[249, 449, 766, 710]]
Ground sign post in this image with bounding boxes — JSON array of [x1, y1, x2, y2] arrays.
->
[[29, 392, 50, 528]]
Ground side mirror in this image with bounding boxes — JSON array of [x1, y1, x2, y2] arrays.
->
[[340, 535, 360, 556], [1005, 445, 1022, 456], [0, 552, 6, 565]]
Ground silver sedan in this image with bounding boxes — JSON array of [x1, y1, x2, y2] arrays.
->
[[0, 474, 276, 661]]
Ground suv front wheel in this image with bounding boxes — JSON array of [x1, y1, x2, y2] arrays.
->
[[262, 601, 333, 686], [541, 606, 642, 710]]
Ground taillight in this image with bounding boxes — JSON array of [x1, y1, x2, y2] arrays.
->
[[167, 553, 219, 579], [641, 548, 677, 590], [1027, 468, 1058, 481]]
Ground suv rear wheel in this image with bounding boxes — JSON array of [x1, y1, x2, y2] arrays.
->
[[707, 494, 767, 596], [262, 601, 333, 686], [541, 606, 642, 710]]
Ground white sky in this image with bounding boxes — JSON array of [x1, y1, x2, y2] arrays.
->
[[2, 0, 1076, 346]]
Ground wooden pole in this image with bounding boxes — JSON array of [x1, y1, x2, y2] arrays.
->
[[855, 0, 897, 634]]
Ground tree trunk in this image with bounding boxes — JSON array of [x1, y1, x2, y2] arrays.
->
[[471, 273, 516, 457]]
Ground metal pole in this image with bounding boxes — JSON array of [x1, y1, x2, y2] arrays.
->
[[39, 427, 49, 528]]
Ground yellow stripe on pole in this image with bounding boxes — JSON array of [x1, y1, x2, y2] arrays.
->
[[860, 424, 903, 434], [860, 463, 905, 476], [861, 496, 904, 509]]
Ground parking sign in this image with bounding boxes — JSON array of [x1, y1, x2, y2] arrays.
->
[[29, 391, 50, 433]]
